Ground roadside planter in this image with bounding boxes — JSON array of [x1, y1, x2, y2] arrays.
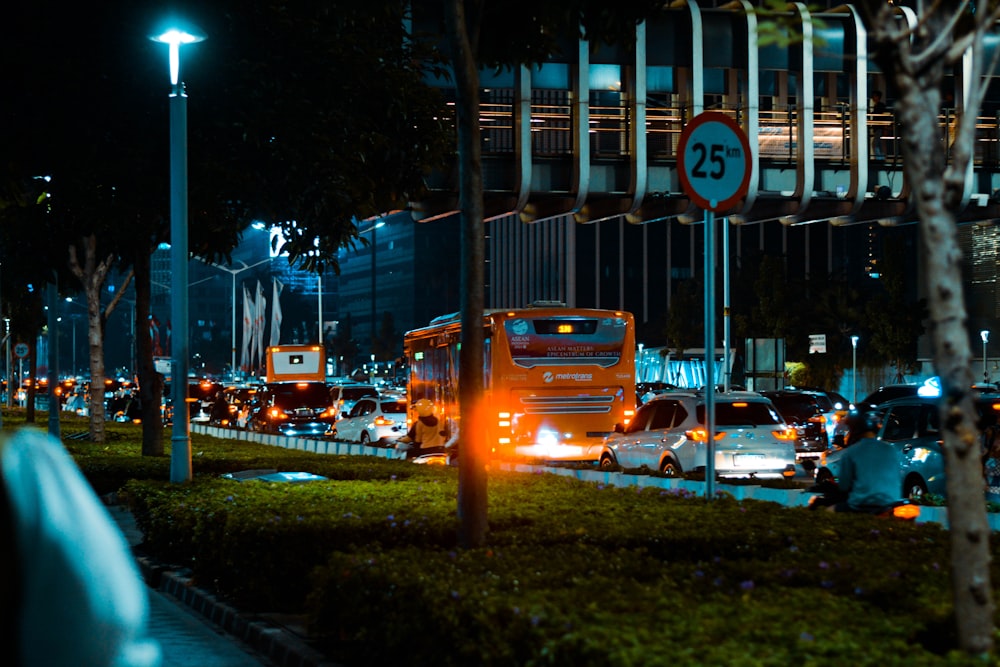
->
[[221, 469, 329, 483]]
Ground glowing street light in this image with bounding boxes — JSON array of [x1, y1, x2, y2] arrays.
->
[[151, 23, 205, 483], [851, 335, 860, 405]]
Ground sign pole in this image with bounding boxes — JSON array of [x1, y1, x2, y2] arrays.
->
[[704, 208, 716, 499], [676, 112, 751, 500]]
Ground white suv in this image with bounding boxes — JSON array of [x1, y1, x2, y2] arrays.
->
[[599, 390, 797, 479], [329, 383, 379, 417]]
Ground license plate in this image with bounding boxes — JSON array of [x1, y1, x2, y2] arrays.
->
[[734, 454, 765, 465]]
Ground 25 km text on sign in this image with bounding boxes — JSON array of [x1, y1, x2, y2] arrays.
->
[[677, 112, 751, 213]]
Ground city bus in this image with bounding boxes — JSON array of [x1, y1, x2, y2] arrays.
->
[[403, 304, 636, 462]]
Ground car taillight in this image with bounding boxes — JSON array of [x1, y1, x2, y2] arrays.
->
[[808, 415, 826, 426], [374, 416, 392, 426], [772, 427, 797, 441], [623, 408, 634, 425], [685, 428, 726, 442], [269, 407, 287, 420]]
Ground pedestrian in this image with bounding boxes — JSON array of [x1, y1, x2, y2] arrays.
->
[[0, 428, 161, 666]]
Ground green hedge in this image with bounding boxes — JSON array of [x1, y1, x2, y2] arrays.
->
[[10, 413, 998, 665], [123, 468, 1000, 666]]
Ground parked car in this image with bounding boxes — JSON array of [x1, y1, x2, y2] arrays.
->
[[855, 379, 941, 412], [761, 389, 830, 465], [249, 381, 338, 437], [820, 389, 853, 442], [816, 393, 1000, 499], [331, 396, 409, 445], [832, 379, 941, 446], [636, 381, 678, 404], [329, 383, 380, 417], [162, 379, 223, 425], [210, 384, 259, 429], [599, 390, 797, 479]]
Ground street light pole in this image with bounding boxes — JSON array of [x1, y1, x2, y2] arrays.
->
[[982, 330, 990, 384], [152, 25, 204, 484], [371, 224, 377, 357], [851, 335, 859, 405], [201, 258, 271, 380], [358, 220, 385, 360]]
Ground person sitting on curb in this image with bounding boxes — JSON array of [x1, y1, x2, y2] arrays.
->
[[824, 410, 904, 513]]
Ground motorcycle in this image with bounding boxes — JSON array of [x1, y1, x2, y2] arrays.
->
[[806, 479, 921, 520]]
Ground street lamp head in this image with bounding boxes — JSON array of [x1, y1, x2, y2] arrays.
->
[[982, 330, 991, 343], [851, 335, 859, 348], [150, 25, 206, 85]]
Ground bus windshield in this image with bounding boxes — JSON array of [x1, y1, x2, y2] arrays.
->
[[501, 316, 629, 368]]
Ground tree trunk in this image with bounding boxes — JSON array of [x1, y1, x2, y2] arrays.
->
[[68, 234, 116, 444], [85, 283, 107, 443], [446, 0, 488, 549], [868, 5, 996, 654], [134, 250, 164, 456], [904, 92, 996, 657]]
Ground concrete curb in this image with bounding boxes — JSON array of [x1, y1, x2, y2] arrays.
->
[[134, 555, 340, 667], [497, 463, 999, 531]]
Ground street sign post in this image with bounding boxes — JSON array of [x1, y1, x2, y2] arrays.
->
[[14, 343, 28, 359], [678, 112, 751, 498]]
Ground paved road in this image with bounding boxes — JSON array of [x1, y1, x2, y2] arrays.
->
[[149, 588, 275, 667], [108, 504, 278, 667]]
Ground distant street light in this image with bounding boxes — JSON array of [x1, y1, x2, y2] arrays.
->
[[151, 23, 205, 483], [851, 335, 860, 405], [982, 330, 990, 384]]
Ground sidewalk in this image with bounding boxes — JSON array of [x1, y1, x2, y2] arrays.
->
[[106, 503, 339, 667]]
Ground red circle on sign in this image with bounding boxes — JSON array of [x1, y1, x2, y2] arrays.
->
[[677, 112, 752, 213]]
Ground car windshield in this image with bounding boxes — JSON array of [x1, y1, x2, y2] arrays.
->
[[766, 395, 818, 421], [341, 387, 377, 400], [698, 401, 782, 426], [810, 394, 834, 411], [189, 383, 222, 400], [271, 383, 330, 408]]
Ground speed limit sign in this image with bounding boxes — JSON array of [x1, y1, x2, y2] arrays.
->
[[14, 343, 28, 359], [677, 112, 752, 212]]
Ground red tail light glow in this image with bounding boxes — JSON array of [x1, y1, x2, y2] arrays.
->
[[893, 504, 921, 520], [685, 428, 726, 442]]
